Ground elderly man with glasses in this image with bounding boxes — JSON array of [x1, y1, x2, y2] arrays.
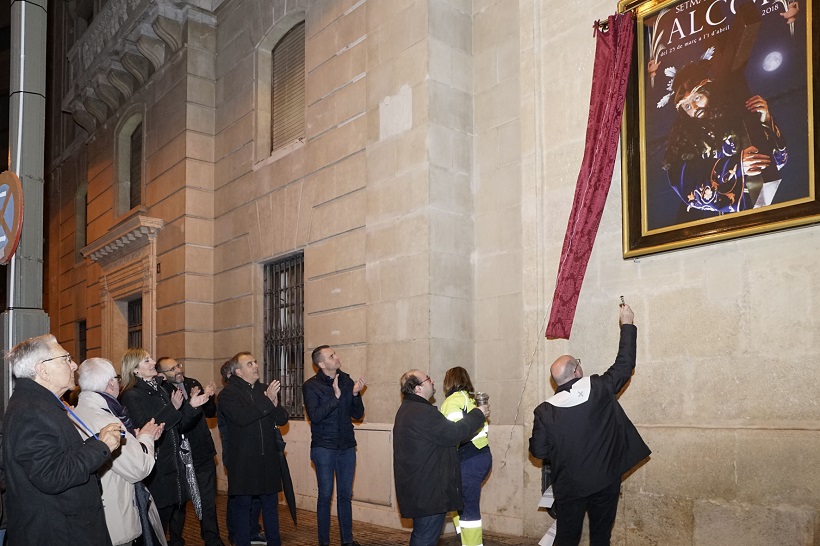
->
[[1, 334, 123, 546], [73, 357, 167, 546], [529, 304, 651, 546], [393, 370, 489, 546]]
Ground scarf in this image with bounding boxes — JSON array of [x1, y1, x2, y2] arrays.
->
[[101, 391, 135, 435]]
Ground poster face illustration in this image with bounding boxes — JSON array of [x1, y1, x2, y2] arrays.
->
[[620, 0, 818, 257]]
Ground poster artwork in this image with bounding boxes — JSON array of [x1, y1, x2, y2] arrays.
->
[[641, 0, 809, 232]]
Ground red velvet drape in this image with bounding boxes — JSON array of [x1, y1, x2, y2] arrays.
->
[[545, 13, 634, 340]]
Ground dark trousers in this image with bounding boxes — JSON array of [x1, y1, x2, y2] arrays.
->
[[195, 459, 224, 546], [311, 446, 356, 545], [460, 449, 492, 521], [554, 479, 621, 546], [226, 495, 262, 541], [159, 502, 188, 546], [409, 513, 445, 546], [230, 494, 280, 546]]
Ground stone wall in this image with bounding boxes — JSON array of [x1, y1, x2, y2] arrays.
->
[[519, 0, 820, 543]]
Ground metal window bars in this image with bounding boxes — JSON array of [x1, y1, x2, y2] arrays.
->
[[263, 253, 304, 419]]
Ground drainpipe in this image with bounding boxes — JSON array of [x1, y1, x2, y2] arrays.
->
[[1, 0, 50, 414]]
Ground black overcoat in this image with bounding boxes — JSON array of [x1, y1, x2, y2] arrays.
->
[[1, 378, 112, 545], [121, 376, 199, 507], [163, 376, 217, 467], [218, 375, 289, 496], [393, 393, 485, 519], [529, 324, 651, 503]]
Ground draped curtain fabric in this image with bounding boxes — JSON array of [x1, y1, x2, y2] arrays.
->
[[546, 13, 635, 340]]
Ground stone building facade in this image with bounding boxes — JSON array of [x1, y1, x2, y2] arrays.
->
[[45, 0, 819, 543]]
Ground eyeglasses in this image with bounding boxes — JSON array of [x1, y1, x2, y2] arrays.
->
[[158, 363, 182, 373], [573, 359, 581, 374], [113, 375, 122, 381], [420, 376, 432, 385], [42, 353, 72, 365]]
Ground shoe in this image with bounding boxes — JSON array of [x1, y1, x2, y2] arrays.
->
[[250, 533, 266, 545]]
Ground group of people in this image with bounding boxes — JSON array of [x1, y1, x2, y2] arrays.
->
[[0, 303, 648, 546], [0, 338, 258, 546], [0, 339, 368, 546], [392, 303, 650, 546]]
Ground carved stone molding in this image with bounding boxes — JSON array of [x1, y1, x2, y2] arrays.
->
[[153, 16, 184, 53], [136, 34, 167, 71], [62, 1, 217, 134], [108, 68, 136, 100], [94, 219, 161, 362], [121, 52, 154, 85], [94, 79, 123, 112], [84, 95, 110, 122], [70, 102, 98, 133], [81, 215, 164, 267]]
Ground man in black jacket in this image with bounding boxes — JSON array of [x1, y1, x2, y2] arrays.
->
[[158, 357, 224, 546], [529, 304, 650, 546], [303, 346, 366, 546], [1, 334, 122, 546], [219, 352, 288, 546], [393, 369, 489, 546]]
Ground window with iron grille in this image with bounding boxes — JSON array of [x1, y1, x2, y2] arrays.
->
[[127, 298, 142, 349], [264, 253, 304, 419], [271, 22, 305, 152]]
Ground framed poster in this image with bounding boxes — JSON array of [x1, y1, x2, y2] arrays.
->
[[620, 0, 818, 257]]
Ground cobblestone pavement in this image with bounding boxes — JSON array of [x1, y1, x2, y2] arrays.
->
[[181, 494, 531, 545]]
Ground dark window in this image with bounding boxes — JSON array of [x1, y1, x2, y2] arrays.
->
[[81, 192, 87, 247], [129, 122, 142, 210], [127, 298, 142, 349], [271, 22, 305, 152], [77, 320, 87, 363], [264, 253, 304, 419]]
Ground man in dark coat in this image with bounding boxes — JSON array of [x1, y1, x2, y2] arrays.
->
[[529, 304, 651, 546], [218, 352, 289, 546], [158, 357, 224, 546], [393, 369, 488, 546], [303, 345, 366, 546], [217, 361, 265, 544], [1, 334, 122, 546]]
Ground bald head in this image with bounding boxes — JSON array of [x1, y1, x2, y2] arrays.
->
[[550, 355, 582, 386]]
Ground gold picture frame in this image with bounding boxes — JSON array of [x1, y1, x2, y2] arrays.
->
[[620, 0, 818, 257]]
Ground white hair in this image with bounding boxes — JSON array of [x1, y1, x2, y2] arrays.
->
[[78, 358, 116, 392], [7, 334, 57, 380]]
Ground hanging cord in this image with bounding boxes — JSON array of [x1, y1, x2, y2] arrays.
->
[[498, 301, 552, 470]]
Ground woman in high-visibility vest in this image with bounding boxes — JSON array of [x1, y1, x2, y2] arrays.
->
[[440, 367, 492, 546]]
